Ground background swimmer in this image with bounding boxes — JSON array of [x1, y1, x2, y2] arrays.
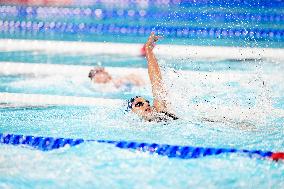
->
[[128, 32, 178, 122], [88, 67, 145, 88]]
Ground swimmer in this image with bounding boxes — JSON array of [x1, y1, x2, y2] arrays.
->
[[88, 67, 144, 88], [127, 32, 178, 122]]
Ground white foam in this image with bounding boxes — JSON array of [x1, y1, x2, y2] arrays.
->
[[0, 92, 283, 122], [1, 62, 283, 123], [1, 39, 284, 61]]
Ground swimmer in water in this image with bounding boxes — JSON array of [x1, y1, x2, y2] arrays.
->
[[127, 32, 178, 122], [88, 67, 144, 88]]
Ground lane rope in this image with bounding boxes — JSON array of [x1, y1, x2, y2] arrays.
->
[[1, 39, 284, 60], [1, 19, 283, 40], [1, 5, 283, 23], [1, 0, 284, 11], [1, 133, 283, 161]]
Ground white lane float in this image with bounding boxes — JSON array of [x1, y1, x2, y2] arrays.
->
[[0, 39, 284, 61]]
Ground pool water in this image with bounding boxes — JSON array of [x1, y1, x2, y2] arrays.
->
[[0, 48, 284, 188], [1, 2, 284, 188]]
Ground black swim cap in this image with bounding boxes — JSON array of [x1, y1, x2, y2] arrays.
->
[[126, 96, 142, 111]]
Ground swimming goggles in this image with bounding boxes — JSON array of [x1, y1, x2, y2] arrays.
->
[[126, 96, 149, 111]]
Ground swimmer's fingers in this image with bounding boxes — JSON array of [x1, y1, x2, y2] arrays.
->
[[146, 32, 155, 45], [147, 32, 162, 43], [146, 32, 162, 50], [153, 35, 163, 42]]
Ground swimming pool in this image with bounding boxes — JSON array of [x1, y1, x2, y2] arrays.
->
[[0, 41, 284, 188], [1, 1, 284, 189]]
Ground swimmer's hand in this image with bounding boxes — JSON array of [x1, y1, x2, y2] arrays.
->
[[145, 32, 162, 52]]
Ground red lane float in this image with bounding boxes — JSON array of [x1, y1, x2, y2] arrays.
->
[[270, 152, 284, 161]]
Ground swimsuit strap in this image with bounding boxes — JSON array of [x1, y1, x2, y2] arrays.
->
[[160, 111, 179, 120], [148, 111, 179, 122]]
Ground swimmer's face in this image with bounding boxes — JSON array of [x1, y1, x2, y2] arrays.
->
[[131, 97, 152, 117], [89, 68, 112, 84]]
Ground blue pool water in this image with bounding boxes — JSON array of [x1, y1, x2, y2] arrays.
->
[[1, 2, 284, 188], [0, 48, 284, 188]]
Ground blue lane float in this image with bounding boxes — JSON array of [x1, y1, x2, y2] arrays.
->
[[1, 5, 283, 24], [1, 0, 284, 12], [178, 0, 284, 7], [1, 133, 284, 161], [1, 19, 283, 40]]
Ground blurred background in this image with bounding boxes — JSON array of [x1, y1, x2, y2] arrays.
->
[[0, 0, 283, 47]]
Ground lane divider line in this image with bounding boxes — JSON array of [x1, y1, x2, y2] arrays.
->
[[1, 133, 283, 161], [1, 39, 284, 60]]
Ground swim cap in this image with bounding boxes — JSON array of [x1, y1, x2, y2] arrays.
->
[[126, 96, 141, 111], [88, 67, 105, 79]]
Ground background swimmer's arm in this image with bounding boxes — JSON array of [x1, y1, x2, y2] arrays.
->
[[145, 32, 168, 112]]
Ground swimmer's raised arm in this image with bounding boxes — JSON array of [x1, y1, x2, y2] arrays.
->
[[145, 32, 168, 112], [127, 32, 178, 122]]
